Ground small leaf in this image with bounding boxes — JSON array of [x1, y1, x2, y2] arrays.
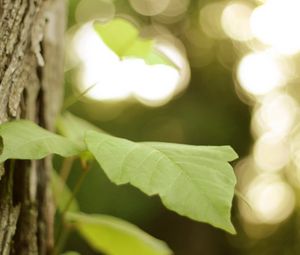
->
[[66, 212, 172, 255], [94, 18, 143, 57], [0, 120, 81, 163], [93, 18, 176, 67], [85, 131, 238, 234], [145, 50, 176, 67], [51, 170, 79, 213]]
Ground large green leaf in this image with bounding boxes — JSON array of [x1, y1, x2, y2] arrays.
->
[[85, 131, 238, 233], [66, 212, 172, 255], [0, 120, 81, 163], [93, 18, 176, 67]]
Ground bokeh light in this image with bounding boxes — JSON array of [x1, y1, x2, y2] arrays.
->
[[153, 0, 190, 24], [250, 0, 300, 55], [161, 0, 190, 17], [129, 0, 170, 16], [72, 22, 189, 106], [252, 92, 298, 137], [65, 0, 300, 251], [128, 59, 180, 105], [237, 51, 287, 96], [254, 132, 290, 172], [73, 24, 131, 100], [221, 1, 254, 42], [233, 0, 300, 241], [154, 36, 190, 95], [241, 174, 295, 224]]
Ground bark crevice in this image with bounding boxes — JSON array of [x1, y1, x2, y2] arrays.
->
[[0, 0, 65, 254]]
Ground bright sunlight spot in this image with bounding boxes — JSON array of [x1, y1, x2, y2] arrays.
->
[[125, 58, 179, 105], [73, 23, 186, 106], [252, 92, 298, 137], [250, 0, 300, 55], [242, 174, 295, 224], [73, 24, 130, 100], [221, 1, 254, 42], [254, 132, 290, 172], [237, 51, 287, 96]]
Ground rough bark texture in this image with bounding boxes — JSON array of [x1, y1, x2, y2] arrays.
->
[[0, 0, 65, 254]]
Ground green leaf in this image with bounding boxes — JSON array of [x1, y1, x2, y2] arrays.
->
[[51, 170, 79, 213], [93, 18, 176, 67], [145, 50, 176, 67], [66, 212, 172, 255], [94, 18, 143, 57], [57, 112, 104, 151], [85, 131, 238, 234], [0, 120, 81, 163]]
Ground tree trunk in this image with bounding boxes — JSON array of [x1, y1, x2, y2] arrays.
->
[[0, 0, 65, 254]]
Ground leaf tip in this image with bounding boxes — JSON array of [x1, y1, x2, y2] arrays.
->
[[227, 223, 237, 235], [225, 146, 239, 162]]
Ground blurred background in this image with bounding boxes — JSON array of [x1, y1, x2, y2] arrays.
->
[[61, 0, 300, 254]]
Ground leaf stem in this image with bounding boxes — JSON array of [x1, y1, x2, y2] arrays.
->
[[59, 157, 75, 187], [63, 163, 89, 215], [62, 83, 96, 111], [53, 159, 90, 255]]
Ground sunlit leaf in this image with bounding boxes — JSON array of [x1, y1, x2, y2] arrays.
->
[[51, 170, 79, 213], [94, 18, 143, 57], [66, 212, 172, 255], [0, 120, 81, 163], [93, 18, 176, 67], [85, 131, 238, 233], [145, 50, 176, 66]]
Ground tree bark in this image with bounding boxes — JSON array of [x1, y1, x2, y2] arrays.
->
[[0, 0, 65, 254]]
